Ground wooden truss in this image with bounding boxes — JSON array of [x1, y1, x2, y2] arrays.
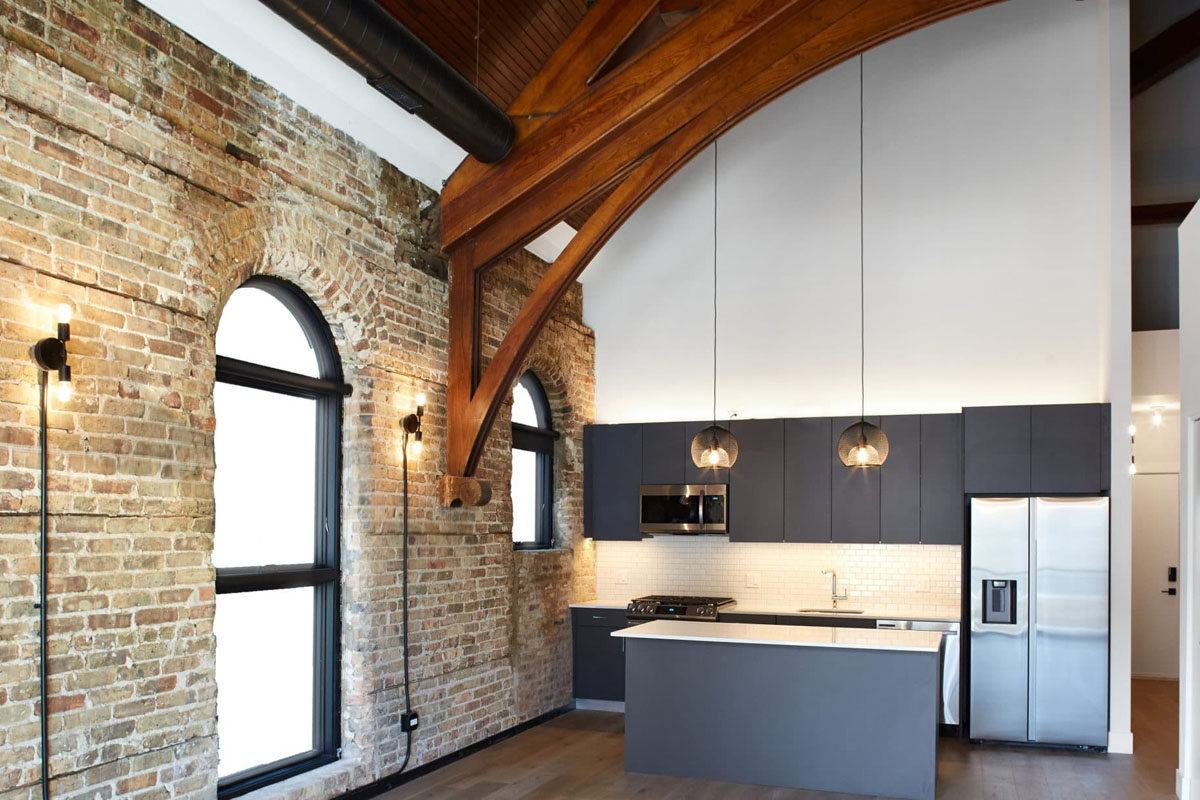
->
[[439, 0, 1002, 505]]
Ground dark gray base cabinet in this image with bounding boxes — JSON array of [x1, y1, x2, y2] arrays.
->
[[720, 612, 883, 629], [572, 609, 626, 701]]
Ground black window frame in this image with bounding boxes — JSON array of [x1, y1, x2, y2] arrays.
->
[[511, 371, 557, 550], [213, 276, 348, 799]]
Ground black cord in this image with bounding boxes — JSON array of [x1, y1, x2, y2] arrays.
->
[[859, 54, 865, 421], [38, 370, 49, 800], [712, 140, 718, 427], [398, 430, 413, 773]]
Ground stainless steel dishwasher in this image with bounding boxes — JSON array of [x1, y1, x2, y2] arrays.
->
[[877, 619, 960, 726]]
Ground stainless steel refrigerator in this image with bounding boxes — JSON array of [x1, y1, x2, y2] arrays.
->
[[969, 497, 1109, 748]]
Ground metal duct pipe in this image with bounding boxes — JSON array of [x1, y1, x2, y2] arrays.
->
[[258, 0, 514, 163]]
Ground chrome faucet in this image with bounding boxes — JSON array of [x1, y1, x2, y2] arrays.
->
[[821, 569, 849, 609]]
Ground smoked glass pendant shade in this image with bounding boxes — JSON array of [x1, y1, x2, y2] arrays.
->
[[837, 419, 889, 467], [690, 424, 739, 469]]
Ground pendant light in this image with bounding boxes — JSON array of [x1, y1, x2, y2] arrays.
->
[[690, 140, 739, 469], [838, 55, 889, 469]]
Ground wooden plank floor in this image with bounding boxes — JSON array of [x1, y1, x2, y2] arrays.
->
[[380, 679, 1178, 800]]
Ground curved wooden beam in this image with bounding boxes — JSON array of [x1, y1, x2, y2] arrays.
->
[[443, 0, 1004, 483]]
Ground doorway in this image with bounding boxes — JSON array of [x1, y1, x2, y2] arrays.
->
[[1133, 470, 1181, 679], [1130, 404, 1182, 790]]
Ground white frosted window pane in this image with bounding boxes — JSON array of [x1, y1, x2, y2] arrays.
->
[[215, 588, 314, 777], [512, 381, 539, 427], [511, 449, 537, 542], [216, 286, 320, 377], [214, 383, 315, 568]]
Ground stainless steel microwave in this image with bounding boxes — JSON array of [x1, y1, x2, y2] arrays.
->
[[639, 484, 727, 534]]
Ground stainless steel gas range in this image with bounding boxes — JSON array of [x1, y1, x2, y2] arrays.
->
[[626, 594, 735, 622]]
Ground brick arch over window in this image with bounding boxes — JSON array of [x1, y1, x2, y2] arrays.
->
[[189, 203, 378, 366]]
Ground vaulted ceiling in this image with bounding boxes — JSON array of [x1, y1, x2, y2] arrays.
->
[[374, 0, 590, 110]]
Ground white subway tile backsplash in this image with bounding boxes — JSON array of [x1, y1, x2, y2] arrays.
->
[[595, 538, 961, 619]]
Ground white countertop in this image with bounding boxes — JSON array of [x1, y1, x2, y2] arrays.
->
[[611, 620, 943, 653], [569, 600, 959, 623]]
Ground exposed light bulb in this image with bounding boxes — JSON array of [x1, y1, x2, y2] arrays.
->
[[1129, 461, 1137, 476], [1128, 424, 1136, 437], [1151, 409, 1163, 427], [707, 447, 721, 466], [55, 380, 72, 403], [416, 392, 427, 409], [411, 438, 423, 457], [855, 447, 869, 465], [56, 303, 72, 324]]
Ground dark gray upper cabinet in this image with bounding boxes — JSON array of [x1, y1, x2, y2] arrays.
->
[[784, 417, 832, 543], [684, 420, 726, 485], [963, 406, 1031, 494], [831, 416, 881, 543], [728, 418, 785, 542], [1031, 404, 1102, 494], [641, 422, 686, 485], [879, 415, 920, 544], [1100, 404, 1111, 493], [586, 423, 643, 540], [920, 414, 963, 545]]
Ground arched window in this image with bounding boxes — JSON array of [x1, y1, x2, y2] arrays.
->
[[212, 277, 345, 796], [511, 371, 555, 549]]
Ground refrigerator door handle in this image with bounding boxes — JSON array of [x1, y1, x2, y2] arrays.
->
[[1027, 504, 1038, 742]]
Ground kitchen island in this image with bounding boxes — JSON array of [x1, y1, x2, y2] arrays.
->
[[612, 620, 943, 800]]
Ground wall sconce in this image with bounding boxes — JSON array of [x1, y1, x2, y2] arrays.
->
[[403, 392, 425, 457], [1151, 407, 1163, 427], [31, 304, 72, 403], [29, 302, 73, 800], [1129, 425, 1136, 475]]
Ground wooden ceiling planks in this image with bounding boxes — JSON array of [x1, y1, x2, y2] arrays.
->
[[375, 0, 590, 110]]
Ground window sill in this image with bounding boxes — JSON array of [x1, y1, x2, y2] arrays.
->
[[513, 545, 566, 554], [234, 754, 369, 800]]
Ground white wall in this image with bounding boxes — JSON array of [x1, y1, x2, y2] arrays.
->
[[1134, 329, 1181, 403], [1177, 207, 1200, 798], [584, 0, 1111, 424]]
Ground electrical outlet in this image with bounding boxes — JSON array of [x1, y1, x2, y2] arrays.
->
[[401, 710, 420, 732], [745, 572, 761, 588]]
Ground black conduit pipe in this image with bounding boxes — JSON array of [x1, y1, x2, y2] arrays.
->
[[257, 0, 515, 163], [37, 371, 50, 800], [398, 427, 413, 774]]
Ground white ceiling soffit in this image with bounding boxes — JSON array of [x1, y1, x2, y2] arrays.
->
[[138, 0, 574, 263], [522, 222, 576, 263]]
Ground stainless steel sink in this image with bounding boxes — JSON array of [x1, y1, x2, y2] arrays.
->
[[797, 608, 865, 614]]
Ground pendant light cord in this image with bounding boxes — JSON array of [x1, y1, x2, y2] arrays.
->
[[858, 54, 865, 421], [712, 140, 718, 427]]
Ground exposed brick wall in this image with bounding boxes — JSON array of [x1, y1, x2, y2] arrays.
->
[[0, 1, 595, 797]]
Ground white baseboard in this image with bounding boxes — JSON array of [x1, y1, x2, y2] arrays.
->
[[1108, 730, 1134, 754], [1177, 770, 1200, 800], [575, 699, 625, 713]]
